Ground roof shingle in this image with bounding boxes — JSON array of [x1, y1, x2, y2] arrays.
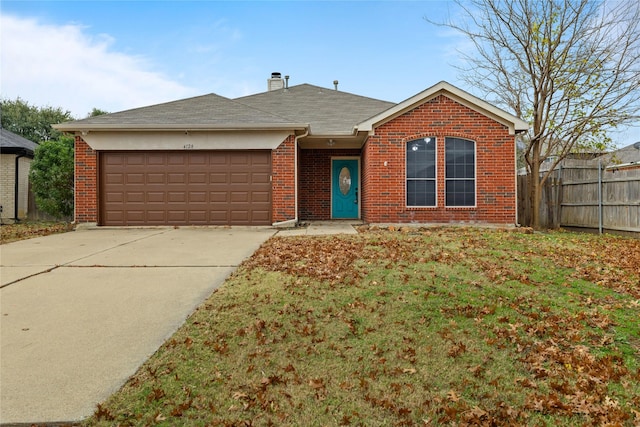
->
[[235, 84, 395, 135], [55, 84, 395, 135], [0, 128, 39, 155]]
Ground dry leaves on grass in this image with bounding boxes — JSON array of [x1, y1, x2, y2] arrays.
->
[[242, 236, 366, 284], [88, 227, 640, 427], [0, 222, 74, 244]]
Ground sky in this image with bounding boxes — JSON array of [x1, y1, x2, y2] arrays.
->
[[1, 0, 638, 147]]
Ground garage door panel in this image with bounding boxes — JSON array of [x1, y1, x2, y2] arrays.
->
[[125, 154, 145, 166], [230, 192, 249, 202], [147, 192, 165, 203], [147, 154, 165, 165], [167, 173, 186, 184], [125, 211, 145, 222], [231, 173, 249, 184], [147, 173, 165, 184], [146, 211, 166, 222], [210, 173, 228, 184], [126, 173, 145, 184], [252, 191, 270, 203], [167, 153, 186, 165], [101, 151, 271, 225], [230, 211, 250, 222], [189, 154, 207, 165], [167, 211, 187, 222], [252, 173, 270, 184], [189, 192, 207, 203], [105, 173, 124, 185], [126, 192, 145, 203], [189, 173, 207, 184], [105, 192, 124, 203], [210, 192, 228, 202]]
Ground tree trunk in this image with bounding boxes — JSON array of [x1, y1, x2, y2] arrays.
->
[[529, 149, 542, 229]]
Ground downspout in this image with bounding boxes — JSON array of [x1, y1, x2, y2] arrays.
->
[[272, 129, 309, 228], [14, 149, 27, 223]]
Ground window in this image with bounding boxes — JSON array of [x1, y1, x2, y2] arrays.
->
[[445, 138, 475, 206], [406, 137, 436, 206]]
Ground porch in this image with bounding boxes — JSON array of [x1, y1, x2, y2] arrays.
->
[[298, 148, 362, 221]]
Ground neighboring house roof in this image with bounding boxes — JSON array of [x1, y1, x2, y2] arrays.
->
[[357, 81, 529, 135], [0, 128, 39, 156], [236, 84, 395, 135], [597, 142, 640, 166]]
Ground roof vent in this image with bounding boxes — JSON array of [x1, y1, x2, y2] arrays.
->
[[333, 80, 339, 90], [268, 72, 284, 91]]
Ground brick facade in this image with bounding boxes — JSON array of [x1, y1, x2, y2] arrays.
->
[[75, 136, 98, 223], [298, 148, 361, 220], [271, 134, 297, 223], [72, 95, 517, 226], [0, 155, 32, 222], [362, 94, 516, 224]]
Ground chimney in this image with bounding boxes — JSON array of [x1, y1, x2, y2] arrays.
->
[[268, 72, 284, 91]]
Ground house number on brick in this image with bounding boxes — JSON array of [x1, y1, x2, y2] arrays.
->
[[183, 144, 194, 149]]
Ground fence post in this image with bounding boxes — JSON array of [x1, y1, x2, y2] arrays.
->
[[598, 159, 603, 234]]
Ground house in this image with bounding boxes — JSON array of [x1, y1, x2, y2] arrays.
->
[[599, 142, 640, 172], [0, 128, 39, 223], [54, 76, 528, 227]]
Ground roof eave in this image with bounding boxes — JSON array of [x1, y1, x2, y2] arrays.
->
[[0, 146, 35, 156], [53, 123, 309, 132]]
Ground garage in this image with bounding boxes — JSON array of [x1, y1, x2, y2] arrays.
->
[[100, 150, 271, 226]]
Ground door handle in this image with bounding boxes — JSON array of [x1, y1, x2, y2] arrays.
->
[[354, 188, 358, 204]]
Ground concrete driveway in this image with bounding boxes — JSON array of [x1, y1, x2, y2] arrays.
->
[[0, 227, 275, 425]]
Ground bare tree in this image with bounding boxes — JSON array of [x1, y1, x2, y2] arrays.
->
[[431, 0, 640, 228]]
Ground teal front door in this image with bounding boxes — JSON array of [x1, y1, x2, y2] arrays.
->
[[331, 159, 359, 219]]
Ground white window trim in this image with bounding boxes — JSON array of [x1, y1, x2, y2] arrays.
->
[[444, 138, 477, 208], [405, 137, 437, 208]]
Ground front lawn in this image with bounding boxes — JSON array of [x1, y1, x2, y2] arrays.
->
[[86, 227, 640, 426]]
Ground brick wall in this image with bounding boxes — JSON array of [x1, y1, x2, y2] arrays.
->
[[271, 135, 296, 223], [298, 148, 361, 220], [362, 94, 516, 224], [0, 155, 33, 222], [75, 136, 98, 223], [0, 155, 15, 221]]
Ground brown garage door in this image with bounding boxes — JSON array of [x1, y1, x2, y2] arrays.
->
[[100, 151, 271, 226]]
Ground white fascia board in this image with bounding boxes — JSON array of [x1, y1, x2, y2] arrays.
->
[[53, 122, 308, 132], [356, 81, 529, 135]]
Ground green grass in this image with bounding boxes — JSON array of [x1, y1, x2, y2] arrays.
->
[[85, 227, 640, 426]]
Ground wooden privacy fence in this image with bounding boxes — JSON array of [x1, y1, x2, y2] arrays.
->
[[518, 161, 640, 235]]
